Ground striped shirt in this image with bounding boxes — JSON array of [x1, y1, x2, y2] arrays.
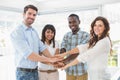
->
[[61, 29, 90, 76]]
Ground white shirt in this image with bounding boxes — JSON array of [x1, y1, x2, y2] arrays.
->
[[38, 41, 59, 70], [77, 37, 111, 80]]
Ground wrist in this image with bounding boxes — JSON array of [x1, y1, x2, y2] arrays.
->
[[67, 50, 71, 54]]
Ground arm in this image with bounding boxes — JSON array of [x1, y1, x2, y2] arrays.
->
[[55, 48, 60, 55], [56, 47, 79, 58], [41, 49, 52, 57], [61, 58, 79, 70], [28, 52, 52, 63], [28, 50, 62, 63], [62, 54, 79, 64]]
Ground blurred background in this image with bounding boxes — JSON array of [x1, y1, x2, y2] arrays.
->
[[0, 0, 120, 80]]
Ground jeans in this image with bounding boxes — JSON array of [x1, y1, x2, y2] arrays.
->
[[16, 68, 38, 80]]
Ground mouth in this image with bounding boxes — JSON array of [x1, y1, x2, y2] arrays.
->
[[28, 17, 34, 21], [71, 26, 76, 30]]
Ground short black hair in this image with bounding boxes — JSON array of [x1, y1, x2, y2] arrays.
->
[[68, 14, 80, 22], [24, 4, 38, 13]]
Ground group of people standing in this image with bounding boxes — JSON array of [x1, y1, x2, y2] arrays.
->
[[10, 4, 112, 80]]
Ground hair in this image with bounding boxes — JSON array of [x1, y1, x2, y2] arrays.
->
[[68, 14, 80, 22], [24, 4, 38, 13], [88, 16, 112, 54], [41, 24, 56, 48]]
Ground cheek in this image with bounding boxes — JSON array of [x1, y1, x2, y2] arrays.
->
[[100, 28, 105, 33], [51, 34, 54, 38]]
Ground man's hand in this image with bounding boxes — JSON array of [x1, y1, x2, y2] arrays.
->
[[54, 52, 67, 59], [48, 56, 63, 64], [53, 61, 65, 68]]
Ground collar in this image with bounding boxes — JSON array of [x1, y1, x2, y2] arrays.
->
[[21, 22, 34, 31], [72, 28, 81, 35]]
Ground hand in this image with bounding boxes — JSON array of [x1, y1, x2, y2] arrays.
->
[[54, 52, 67, 59], [48, 57, 63, 63], [60, 65, 69, 70], [53, 61, 65, 68]]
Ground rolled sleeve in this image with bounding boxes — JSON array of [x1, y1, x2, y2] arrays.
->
[[39, 41, 46, 52], [77, 44, 88, 54]]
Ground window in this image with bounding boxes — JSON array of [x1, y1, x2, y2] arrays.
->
[[0, 10, 22, 56], [103, 3, 120, 67]]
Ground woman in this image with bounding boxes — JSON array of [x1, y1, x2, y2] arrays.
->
[[57, 16, 112, 80], [38, 24, 59, 80]]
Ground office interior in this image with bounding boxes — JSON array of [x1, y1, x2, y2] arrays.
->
[[0, 0, 120, 80]]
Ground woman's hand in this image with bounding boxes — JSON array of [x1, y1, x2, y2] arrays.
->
[[48, 57, 63, 63], [54, 52, 68, 59], [60, 64, 69, 70]]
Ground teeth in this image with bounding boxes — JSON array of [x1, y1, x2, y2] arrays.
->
[[71, 27, 75, 29]]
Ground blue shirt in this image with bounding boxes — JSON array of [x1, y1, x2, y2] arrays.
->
[[11, 23, 46, 69], [61, 29, 90, 76]]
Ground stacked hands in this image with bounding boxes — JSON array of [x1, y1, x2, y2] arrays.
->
[[47, 52, 68, 70]]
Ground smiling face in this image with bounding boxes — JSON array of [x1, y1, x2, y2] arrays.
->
[[68, 16, 80, 34], [45, 29, 54, 42], [23, 8, 37, 27], [93, 20, 105, 38]]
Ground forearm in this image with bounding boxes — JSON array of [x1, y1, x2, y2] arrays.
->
[[42, 49, 52, 57], [67, 47, 79, 54], [28, 52, 50, 63], [58, 48, 79, 60], [66, 59, 79, 68], [55, 48, 60, 55], [63, 54, 79, 64]]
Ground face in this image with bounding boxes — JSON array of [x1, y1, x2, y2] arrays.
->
[[93, 20, 105, 37], [68, 16, 80, 33], [23, 8, 37, 26], [45, 29, 54, 41]]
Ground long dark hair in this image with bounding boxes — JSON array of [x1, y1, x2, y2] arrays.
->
[[88, 16, 112, 49], [41, 24, 56, 48]]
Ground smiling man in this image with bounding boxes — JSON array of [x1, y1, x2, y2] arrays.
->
[[60, 14, 90, 80], [10, 4, 60, 80]]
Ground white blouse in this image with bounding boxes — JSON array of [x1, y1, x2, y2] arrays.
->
[[77, 37, 111, 80], [38, 41, 59, 70]]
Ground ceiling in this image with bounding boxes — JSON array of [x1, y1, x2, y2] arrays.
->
[[0, 0, 120, 14]]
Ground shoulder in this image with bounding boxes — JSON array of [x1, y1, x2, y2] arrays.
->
[[78, 30, 89, 36], [97, 37, 111, 47], [64, 31, 72, 36], [99, 37, 110, 43], [11, 24, 24, 36]]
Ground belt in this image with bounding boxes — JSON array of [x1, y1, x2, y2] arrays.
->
[[17, 67, 37, 72], [39, 70, 57, 73]]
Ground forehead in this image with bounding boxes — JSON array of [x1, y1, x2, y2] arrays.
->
[[46, 29, 53, 32], [26, 8, 37, 14], [68, 16, 78, 20], [95, 20, 104, 24]]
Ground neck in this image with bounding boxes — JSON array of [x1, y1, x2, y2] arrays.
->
[[45, 40, 50, 45], [72, 28, 80, 34], [23, 21, 31, 28]]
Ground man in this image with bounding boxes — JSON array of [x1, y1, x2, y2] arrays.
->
[[60, 14, 90, 80], [11, 5, 59, 80]]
